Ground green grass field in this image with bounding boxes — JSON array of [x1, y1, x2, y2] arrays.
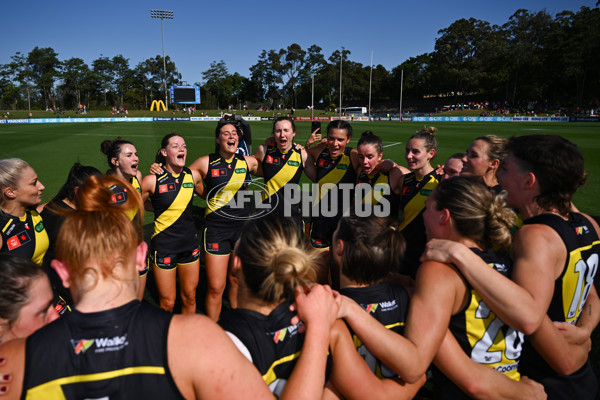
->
[[1, 120, 599, 215]]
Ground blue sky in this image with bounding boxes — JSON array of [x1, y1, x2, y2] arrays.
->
[[3, 0, 596, 85]]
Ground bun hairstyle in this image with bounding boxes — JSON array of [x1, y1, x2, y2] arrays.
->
[[0, 158, 30, 206], [55, 175, 144, 294], [357, 130, 383, 155], [155, 133, 183, 165], [410, 126, 438, 154], [336, 214, 406, 285], [236, 216, 319, 303], [432, 176, 516, 251], [100, 138, 134, 173], [0, 254, 46, 327]]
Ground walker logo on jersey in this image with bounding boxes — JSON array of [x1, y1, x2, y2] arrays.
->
[[159, 184, 176, 193], [6, 231, 30, 250], [365, 303, 378, 314], [419, 189, 433, 196], [234, 168, 247, 174], [182, 182, 194, 188], [71, 334, 129, 355], [72, 339, 94, 354], [287, 160, 300, 167], [272, 324, 300, 343], [575, 226, 590, 235], [273, 328, 287, 343], [34, 221, 44, 233], [336, 164, 348, 170]]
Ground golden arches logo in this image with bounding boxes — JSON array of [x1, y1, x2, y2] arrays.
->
[[150, 100, 166, 111]]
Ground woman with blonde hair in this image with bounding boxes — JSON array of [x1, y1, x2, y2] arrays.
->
[[0, 158, 48, 266], [461, 134, 507, 191], [222, 215, 424, 399], [337, 176, 547, 399], [0, 175, 338, 399]]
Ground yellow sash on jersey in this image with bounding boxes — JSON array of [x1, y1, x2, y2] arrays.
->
[[205, 158, 249, 217], [398, 174, 438, 231], [360, 173, 389, 205], [153, 172, 194, 238], [261, 150, 302, 201], [26, 366, 166, 400], [130, 176, 142, 194], [316, 153, 352, 205]]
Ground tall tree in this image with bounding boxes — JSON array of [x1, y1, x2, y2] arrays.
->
[[27, 47, 61, 109], [92, 56, 114, 107], [280, 43, 307, 108], [202, 60, 229, 109], [60, 57, 90, 108], [249, 50, 283, 108]]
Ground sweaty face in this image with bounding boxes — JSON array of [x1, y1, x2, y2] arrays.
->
[[163, 136, 187, 168], [405, 138, 433, 171], [6, 275, 58, 342], [273, 120, 296, 152], [326, 128, 351, 158], [14, 166, 45, 207], [217, 124, 239, 155], [114, 144, 139, 179], [358, 143, 382, 175], [462, 140, 492, 178]]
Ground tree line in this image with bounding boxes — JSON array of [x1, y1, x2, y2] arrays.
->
[[1, 7, 598, 113]]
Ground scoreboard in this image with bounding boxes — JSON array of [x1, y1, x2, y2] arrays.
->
[[170, 86, 201, 104]]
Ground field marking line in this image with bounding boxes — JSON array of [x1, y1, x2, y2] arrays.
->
[[383, 141, 403, 148]]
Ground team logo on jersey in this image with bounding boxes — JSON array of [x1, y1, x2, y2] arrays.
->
[[6, 231, 30, 250], [266, 156, 281, 165], [183, 182, 194, 188], [72, 339, 94, 354], [318, 159, 328, 167], [287, 160, 300, 167], [575, 226, 589, 235], [365, 303, 379, 313], [34, 221, 44, 232], [273, 328, 287, 343], [159, 184, 176, 193], [402, 187, 411, 195]]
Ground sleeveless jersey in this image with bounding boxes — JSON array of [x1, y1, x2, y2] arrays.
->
[[314, 147, 357, 215], [519, 213, 600, 400], [0, 208, 48, 266], [339, 282, 409, 378], [130, 175, 142, 194], [398, 170, 440, 278], [219, 300, 327, 397], [150, 167, 197, 252], [204, 153, 251, 230], [355, 170, 401, 220], [23, 301, 183, 399], [433, 248, 523, 400], [260, 145, 304, 223]]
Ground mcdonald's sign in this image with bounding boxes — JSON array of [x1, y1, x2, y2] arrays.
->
[[150, 100, 166, 111]]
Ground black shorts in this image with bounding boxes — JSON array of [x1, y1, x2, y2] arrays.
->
[[203, 227, 241, 256], [309, 216, 338, 249], [150, 248, 201, 271]]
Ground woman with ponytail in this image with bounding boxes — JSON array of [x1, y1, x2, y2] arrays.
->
[[0, 175, 340, 399], [337, 176, 546, 399], [221, 215, 424, 399]]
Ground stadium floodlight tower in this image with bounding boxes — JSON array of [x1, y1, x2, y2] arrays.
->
[[150, 9, 174, 110]]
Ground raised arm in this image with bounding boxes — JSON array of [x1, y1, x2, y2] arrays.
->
[[301, 148, 316, 182], [251, 145, 265, 177]]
